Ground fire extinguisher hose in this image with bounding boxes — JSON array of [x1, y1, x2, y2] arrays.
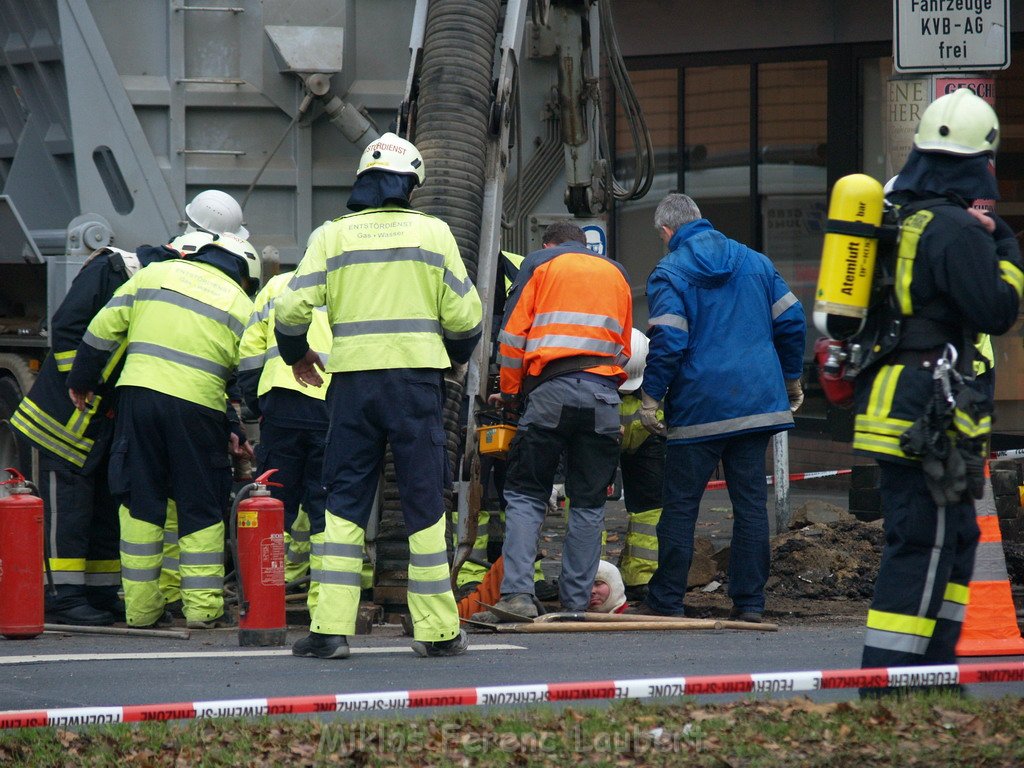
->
[[228, 483, 257, 618], [23, 477, 56, 599]]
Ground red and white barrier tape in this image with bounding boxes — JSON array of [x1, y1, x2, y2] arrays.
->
[[2, 661, 1021, 729], [990, 448, 1024, 460], [705, 468, 851, 492]]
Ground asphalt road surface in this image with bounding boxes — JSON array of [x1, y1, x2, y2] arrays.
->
[[1, 484, 1020, 719], [1, 620, 1021, 717]]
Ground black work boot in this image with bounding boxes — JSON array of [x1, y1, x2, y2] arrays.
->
[[87, 586, 126, 622], [292, 632, 350, 659], [45, 585, 116, 626], [411, 629, 469, 658]]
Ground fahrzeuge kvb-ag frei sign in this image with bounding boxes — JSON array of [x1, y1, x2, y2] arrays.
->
[[894, 0, 1010, 72]]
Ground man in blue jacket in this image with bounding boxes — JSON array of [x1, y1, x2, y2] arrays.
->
[[634, 193, 806, 622]]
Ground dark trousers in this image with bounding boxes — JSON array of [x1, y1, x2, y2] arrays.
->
[[17, 437, 119, 601], [110, 387, 231, 537], [256, 419, 327, 536], [322, 369, 447, 534], [621, 434, 665, 513], [861, 460, 979, 668], [646, 431, 772, 615]]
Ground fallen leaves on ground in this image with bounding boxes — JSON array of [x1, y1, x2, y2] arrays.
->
[[2, 693, 1023, 767]]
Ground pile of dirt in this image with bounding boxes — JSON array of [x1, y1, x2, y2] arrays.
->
[[767, 518, 884, 600]]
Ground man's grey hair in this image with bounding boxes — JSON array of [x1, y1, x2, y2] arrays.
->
[[654, 193, 702, 233]]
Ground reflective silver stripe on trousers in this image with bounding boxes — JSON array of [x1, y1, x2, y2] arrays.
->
[[289, 528, 311, 543], [288, 270, 327, 290], [287, 549, 310, 564], [164, 531, 179, 545], [318, 570, 363, 586], [917, 505, 945, 616], [410, 551, 449, 568], [134, 288, 245, 338], [407, 577, 452, 595], [179, 551, 224, 566], [626, 545, 658, 561], [534, 311, 623, 334], [444, 321, 483, 340], [121, 566, 162, 582], [319, 542, 363, 558], [84, 572, 122, 586], [524, 335, 621, 356], [127, 342, 231, 379], [937, 601, 966, 622], [121, 540, 163, 557], [163, 557, 179, 570], [628, 522, 658, 537], [863, 627, 930, 655], [498, 330, 527, 349], [50, 572, 86, 585], [667, 410, 792, 440], [180, 576, 224, 590], [771, 291, 799, 319], [648, 314, 688, 332], [332, 318, 442, 337], [327, 246, 445, 271]]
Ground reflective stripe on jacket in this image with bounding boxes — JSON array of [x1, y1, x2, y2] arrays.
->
[[274, 206, 482, 371], [853, 198, 1021, 463], [11, 246, 176, 470], [79, 260, 252, 411], [498, 241, 631, 395], [238, 271, 332, 401], [642, 219, 805, 444]]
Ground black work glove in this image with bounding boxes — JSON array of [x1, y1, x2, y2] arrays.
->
[[989, 213, 1022, 266]]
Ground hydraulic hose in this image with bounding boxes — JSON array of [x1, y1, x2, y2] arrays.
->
[[376, 1, 502, 603], [409, 0, 502, 283], [228, 482, 257, 617]]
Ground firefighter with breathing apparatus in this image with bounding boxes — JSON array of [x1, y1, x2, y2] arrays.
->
[[815, 88, 1023, 679]]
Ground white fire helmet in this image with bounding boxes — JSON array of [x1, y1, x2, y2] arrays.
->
[[620, 328, 649, 393], [184, 189, 250, 239], [167, 230, 217, 256], [356, 132, 425, 185], [198, 232, 261, 283], [913, 88, 999, 157]]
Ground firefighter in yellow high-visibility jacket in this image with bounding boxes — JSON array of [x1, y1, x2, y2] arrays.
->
[[275, 133, 482, 659], [68, 235, 259, 629]]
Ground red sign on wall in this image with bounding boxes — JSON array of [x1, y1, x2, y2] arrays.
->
[[935, 77, 995, 105]]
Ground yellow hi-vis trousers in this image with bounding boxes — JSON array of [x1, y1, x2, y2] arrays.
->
[[619, 507, 661, 587], [120, 505, 224, 625], [285, 506, 312, 584], [159, 500, 180, 604], [313, 513, 458, 641]]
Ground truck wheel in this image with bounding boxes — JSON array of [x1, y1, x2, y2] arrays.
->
[[0, 375, 22, 470]]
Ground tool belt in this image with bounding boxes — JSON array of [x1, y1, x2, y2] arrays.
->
[[522, 354, 610, 396]]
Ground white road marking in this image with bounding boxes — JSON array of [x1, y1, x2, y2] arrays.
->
[[0, 643, 526, 666]]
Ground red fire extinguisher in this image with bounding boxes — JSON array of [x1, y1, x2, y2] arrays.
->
[[230, 469, 286, 647], [0, 468, 44, 640]]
